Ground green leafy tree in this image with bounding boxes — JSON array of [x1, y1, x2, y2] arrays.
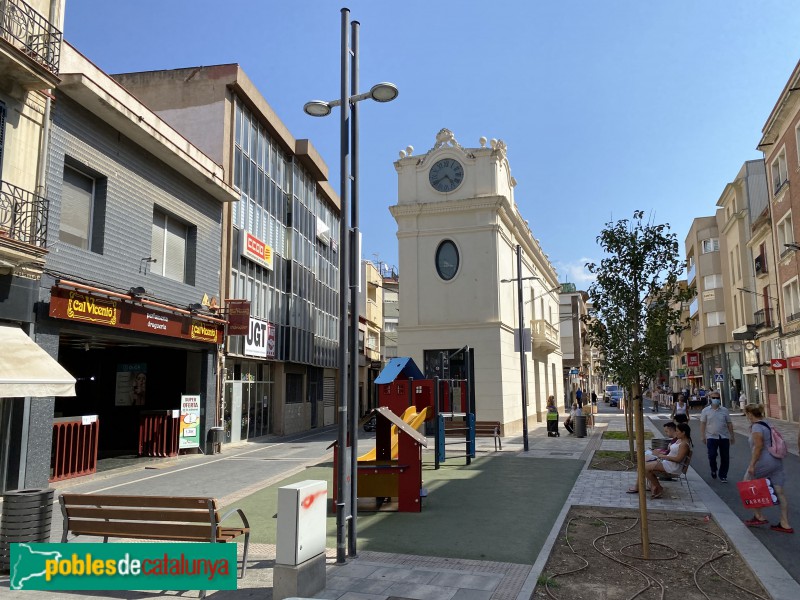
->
[[582, 210, 692, 558]]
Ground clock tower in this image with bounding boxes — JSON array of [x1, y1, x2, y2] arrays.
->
[[389, 129, 563, 432]]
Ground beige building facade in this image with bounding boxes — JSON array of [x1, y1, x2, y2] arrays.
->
[[758, 58, 800, 421], [390, 129, 563, 434]]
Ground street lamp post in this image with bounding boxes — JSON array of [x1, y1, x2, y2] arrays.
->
[[501, 244, 542, 452], [304, 7, 398, 563]]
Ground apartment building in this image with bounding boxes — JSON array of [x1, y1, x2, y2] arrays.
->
[[381, 266, 399, 362], [114, 66, 341, 438], [42, 42, 236, 464], [716, 160, 769, 406], [685, 217, 730, 400], [758, 58, 800, 421], [359, 260, 383, 414], [559, 285, 591, 403], [0, 0, 68, 493], [667, 280, 691, 393]]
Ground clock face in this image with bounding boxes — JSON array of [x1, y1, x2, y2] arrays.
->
[[435, 240, 459, 281], [429, 158, 464, 193]]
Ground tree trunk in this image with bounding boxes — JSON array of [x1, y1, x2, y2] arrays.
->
[[625, 387, 634, 461], [633, 381, 650, 559]]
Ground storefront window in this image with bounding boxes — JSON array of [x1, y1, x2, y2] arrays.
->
[[223, 361, 273, 443]]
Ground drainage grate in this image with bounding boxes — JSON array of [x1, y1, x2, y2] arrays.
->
[[549, 451, 574, 456]]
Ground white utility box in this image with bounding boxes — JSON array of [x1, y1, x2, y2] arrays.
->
[[276, 479, 327, 566]]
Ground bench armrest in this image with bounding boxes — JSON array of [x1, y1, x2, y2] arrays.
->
[[219, 507, 250, 530]]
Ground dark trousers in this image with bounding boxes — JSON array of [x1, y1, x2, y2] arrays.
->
[[564, 419, 574, 434], [706, 437, 730, 478]]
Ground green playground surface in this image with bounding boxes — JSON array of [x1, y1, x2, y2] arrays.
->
[[223, 453, 583, 564]]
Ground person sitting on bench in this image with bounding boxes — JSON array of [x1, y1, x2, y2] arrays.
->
[[564, 402, 581, 434]]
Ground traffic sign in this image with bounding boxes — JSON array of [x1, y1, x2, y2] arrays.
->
[[713, 373, 724, 382], [715, 367, 723, 374], [569, 368, 579, 375]]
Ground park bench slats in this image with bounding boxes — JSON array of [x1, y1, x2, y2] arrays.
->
[[59, 492, 251, 597]]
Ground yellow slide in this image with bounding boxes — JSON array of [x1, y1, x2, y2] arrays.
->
[[358, 406, 428, 461]]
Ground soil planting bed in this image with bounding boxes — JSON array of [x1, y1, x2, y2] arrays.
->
[[533, 506, 768, 600]]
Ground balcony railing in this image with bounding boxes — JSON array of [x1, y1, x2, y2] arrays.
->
[[0, 180, 48, 247], [531, 319, 559, 353], [753, 308, 773, 329], [0, 0, 62, 74]]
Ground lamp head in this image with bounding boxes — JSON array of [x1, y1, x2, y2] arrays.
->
[[187, 303, 204, 313], [129, 286, 146, 297], [303, 100, 332, 117], [369, 82, 399, 103]]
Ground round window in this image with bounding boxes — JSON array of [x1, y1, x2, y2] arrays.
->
[[435, 240, 459, 281]]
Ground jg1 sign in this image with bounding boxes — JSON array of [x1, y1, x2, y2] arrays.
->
[[245, 317, 275, 359]]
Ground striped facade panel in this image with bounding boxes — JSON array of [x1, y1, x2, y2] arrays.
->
[[44, 96, 223, 306]]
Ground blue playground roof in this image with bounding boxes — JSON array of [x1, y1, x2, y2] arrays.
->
[[375, 357, 425, 384]]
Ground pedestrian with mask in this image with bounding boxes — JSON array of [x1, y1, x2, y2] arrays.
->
[[700, 394, 735, 481]]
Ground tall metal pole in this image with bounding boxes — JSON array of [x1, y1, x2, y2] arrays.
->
[[335, 6, 351, 565], [516, 245, 530, 451], [347, 17, 360, 559]]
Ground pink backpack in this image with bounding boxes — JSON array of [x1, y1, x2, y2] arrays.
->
[[758, 421, 788, 459]]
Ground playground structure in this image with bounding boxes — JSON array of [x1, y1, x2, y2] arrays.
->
[[332, 405, 428, 512], [331, 355, 480, 512]]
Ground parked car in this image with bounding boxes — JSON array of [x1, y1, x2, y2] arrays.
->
[[605, 384, 624, 407], [363, 413, 377, 432]]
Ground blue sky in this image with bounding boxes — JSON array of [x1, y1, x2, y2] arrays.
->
[[64, 1, 800, 286]]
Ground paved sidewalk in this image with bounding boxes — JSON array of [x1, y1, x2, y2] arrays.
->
[[2, 409, 798, 600]]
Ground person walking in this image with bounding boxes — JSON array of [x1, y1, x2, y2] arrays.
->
[[700, 395, 735, 481], [742, 404, 792, 533], [671, 396, 688, 421]]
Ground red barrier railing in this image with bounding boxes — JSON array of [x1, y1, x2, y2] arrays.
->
[[50, 416, 99, 482], [138, 410, 179, 457]]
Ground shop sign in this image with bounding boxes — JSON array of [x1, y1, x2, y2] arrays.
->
[[687, 352, 700, 367], [787, 356, 800, 369], [244, 317, 276, 359], [742, 366, 758, 375], [50, 287, 223, 344], [702, 290, 715, 301], [64, 292, 118, 326], [179, 394, 201, 449], [241, 231, 273, 270], [226, 299, 251, 336], [770, 358, 787, 370]]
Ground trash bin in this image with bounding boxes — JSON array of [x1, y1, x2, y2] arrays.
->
[[0, 488, 54, 573], [574, 415, 587, 438], [206, 426, 225, 455]]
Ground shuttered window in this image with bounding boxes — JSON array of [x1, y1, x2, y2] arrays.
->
[[60, 166, 94, 250], [151, 209, 188, 282]]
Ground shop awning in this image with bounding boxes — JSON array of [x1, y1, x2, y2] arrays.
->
[[0, 323, 76, 398]]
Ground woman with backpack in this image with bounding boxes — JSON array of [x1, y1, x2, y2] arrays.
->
[[742, 404, 792, 533]]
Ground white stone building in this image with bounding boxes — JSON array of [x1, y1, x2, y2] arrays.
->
[[390, 129, 563, 434]]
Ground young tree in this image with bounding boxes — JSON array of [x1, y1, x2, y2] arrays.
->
[[583, 210, 691, 559]]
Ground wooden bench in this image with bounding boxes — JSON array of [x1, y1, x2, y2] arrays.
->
[[59, 494, 251, 586], [444, 420, 502, 451]]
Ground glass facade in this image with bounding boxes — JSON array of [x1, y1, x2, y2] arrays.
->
[[228, 98, 339, 368]]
